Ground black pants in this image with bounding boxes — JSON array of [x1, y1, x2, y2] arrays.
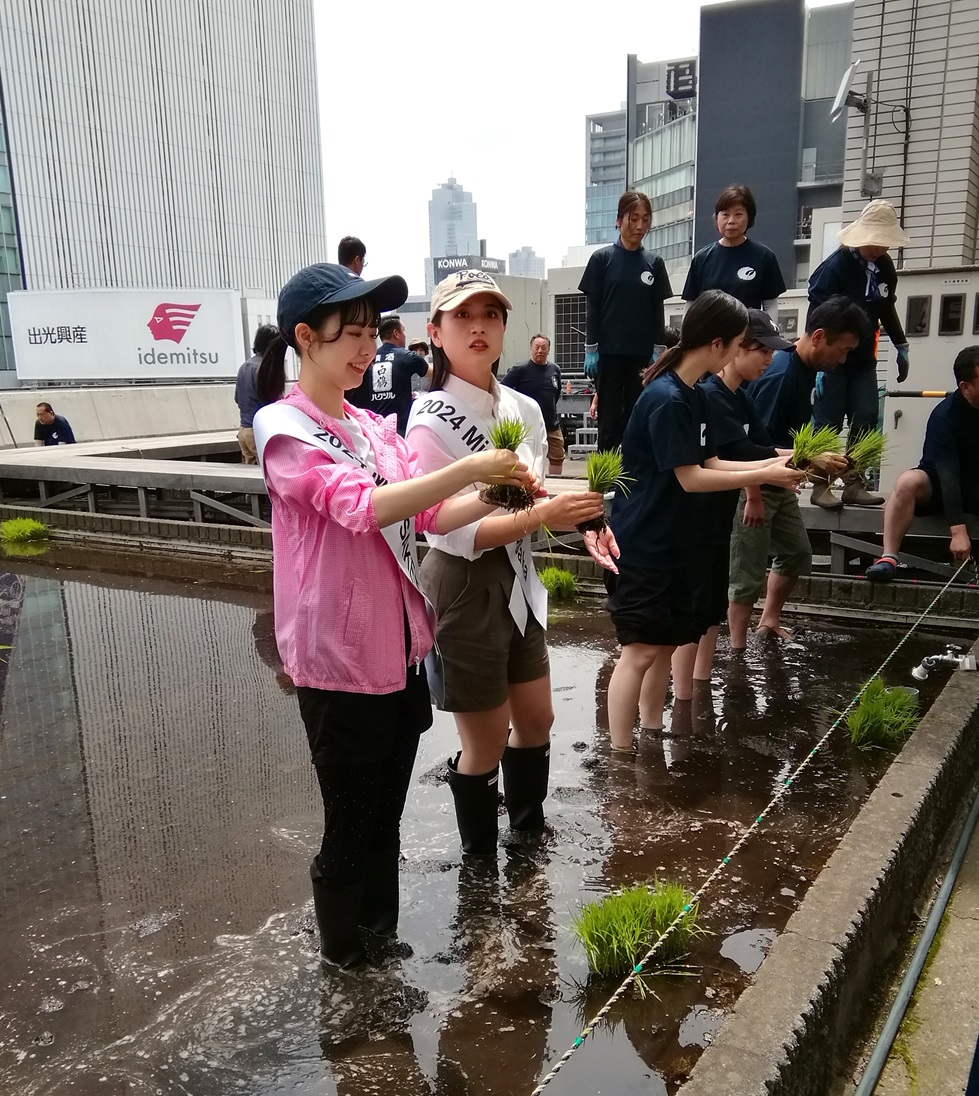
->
[[597, 354, 646, 451], [298, 664, 431, 885]]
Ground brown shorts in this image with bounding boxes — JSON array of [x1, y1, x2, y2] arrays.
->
[[421, 547, 550, 712], [546, 427, 565, 465]]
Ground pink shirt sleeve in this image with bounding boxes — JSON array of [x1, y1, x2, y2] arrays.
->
[[263, 434, 380, 535], [395, 432, 444, 535]]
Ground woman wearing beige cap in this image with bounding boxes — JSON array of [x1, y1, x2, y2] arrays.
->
[[806, 199, 911, 507]]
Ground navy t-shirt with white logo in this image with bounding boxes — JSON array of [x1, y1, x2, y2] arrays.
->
[[34, 414, 76, 445], [699, 373, 778, 543], [578, 240, 673, 357], [501, 360, 562, 430], [346, 342, 429, 436], [682, 238, 786, 310], [610, 370, 716, 568]]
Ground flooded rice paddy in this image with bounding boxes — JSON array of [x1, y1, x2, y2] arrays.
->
[[0, 554, 961, 1095]]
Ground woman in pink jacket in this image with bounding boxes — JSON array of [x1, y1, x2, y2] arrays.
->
[[254, 264, 534, 971]]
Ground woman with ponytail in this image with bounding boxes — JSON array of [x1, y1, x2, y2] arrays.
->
[[253, 263, 536, 971], [604, 290, 805, 752]]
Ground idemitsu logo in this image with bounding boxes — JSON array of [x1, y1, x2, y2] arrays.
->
[[146, 302, 201, 344]]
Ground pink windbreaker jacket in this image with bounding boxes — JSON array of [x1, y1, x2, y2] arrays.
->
[[260, 386, 441, 694]]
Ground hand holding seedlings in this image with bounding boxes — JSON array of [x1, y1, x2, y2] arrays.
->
[[764, 455, 808, 491], [808, 452, 850, 477], [537, 491, 606, 531], [477, 418, 538, 511], [467, 448, 532, 489]]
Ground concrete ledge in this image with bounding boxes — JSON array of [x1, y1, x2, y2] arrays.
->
[[678, 639, 979, 1096]]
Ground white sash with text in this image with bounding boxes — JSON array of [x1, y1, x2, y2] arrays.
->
[[407, 392, 547, 634]]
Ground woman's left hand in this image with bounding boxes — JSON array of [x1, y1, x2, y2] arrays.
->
[[583, 526, 620, 573]]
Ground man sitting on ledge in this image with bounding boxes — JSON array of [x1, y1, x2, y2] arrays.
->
[[866, 346, 979, 581]]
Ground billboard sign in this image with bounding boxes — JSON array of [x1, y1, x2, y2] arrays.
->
[[8, 288, 244, 381], [433, 255, 506, 277]]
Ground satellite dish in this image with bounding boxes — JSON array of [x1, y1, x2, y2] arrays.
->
[[831, 59, 862, 123]]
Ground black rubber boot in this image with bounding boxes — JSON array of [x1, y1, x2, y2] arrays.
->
[[309, 860, 366, 971], [446, 754, 499, 856], [359, 846, 401, 939], [501, 742, 550, 831]]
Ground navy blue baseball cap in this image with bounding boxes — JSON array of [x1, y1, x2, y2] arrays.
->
[[277, 263, 408, 348]]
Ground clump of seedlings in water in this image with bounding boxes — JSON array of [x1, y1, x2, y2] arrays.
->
[[846, 677, 919, 749], [571, 879, 707, 979], [576, 450, 633, 534], [538, 565, 577, 601], [1, 517, 49, 543], [846, 428, 886, 474], [478, 418, 536, 512], [789, 423, 844, 471]]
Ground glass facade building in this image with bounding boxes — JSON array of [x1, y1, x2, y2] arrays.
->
[[427, 178, 478, 292], [584, 111, 626, 246]]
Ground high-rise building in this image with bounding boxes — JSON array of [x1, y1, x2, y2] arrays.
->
[[508, 246, 545, 280], [426, 177, 478, 292], [0, 0, 326, 378], [625, 57, 698, 279], [584, 110, 627, 246]]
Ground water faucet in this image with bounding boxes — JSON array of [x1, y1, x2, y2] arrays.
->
[[911, 645, 977, 681]]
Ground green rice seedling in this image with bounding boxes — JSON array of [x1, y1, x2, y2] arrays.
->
[[789, 423, 844, 469], [538, 565, 577, 601], [0, 517, 49, 543], [576, 449, 633, 534], [846, 677, 919, 749], [847, 428, 886, 473], [571, 879, 706, 978], [479, 417, 536, 511]]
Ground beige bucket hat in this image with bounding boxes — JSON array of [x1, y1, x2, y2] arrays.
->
[[838, 200, 911, 249]]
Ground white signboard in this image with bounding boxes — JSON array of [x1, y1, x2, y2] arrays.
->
[[8, 288, 245, 381]]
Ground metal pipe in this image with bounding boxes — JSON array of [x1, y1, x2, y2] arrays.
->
[[854, 780, 979, 1095], [884, 390, 952, 398]]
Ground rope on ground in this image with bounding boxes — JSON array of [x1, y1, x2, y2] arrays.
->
[[529, 558, 978, 1095]]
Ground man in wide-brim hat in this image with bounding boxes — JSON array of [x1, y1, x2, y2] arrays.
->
[[806, 200, 911, 508]]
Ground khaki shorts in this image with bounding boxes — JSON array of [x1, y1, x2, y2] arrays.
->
[[728, 487, 812, 604], [421, 547, 549, 712], [238, 426, 257, 465], [546, 427, 565, 465]]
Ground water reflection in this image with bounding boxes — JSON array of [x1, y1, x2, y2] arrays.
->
[[0, 569, 957, 1096]]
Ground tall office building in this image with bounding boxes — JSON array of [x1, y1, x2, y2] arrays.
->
[[625, 57, 698, 279], [584, 110, 627, 246], [508, 246, 545, 280], [0, 0, 326, 376], [426, 177, 478, 292]]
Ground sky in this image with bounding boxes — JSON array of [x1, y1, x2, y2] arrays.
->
[[313, 0, 839, 296]]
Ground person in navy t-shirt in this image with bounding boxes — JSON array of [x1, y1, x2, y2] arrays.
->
[[865, 346, 979, 582], [603, 291, 804, 752], [578, 191, 673, 451], [501, 334, 565, 474], [683, 185, 786, 316], [34, 403, 76, 445], [346, 315, 431, 435]]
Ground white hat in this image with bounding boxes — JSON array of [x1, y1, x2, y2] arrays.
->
[[430, 270, 512, 318], [838, 200, 910, 249]]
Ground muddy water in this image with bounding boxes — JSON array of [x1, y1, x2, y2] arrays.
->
[[0, 562, 961, 1096]]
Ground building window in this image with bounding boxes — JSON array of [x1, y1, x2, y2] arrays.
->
[[973, 295, 979, 336], [554, 293, 588, 373], [938, 294, 965, 337], [905, 296, 931, 338]]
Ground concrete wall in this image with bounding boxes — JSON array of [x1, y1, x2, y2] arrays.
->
[[0, 384, 238, 448], [844, 0, 979, 267]]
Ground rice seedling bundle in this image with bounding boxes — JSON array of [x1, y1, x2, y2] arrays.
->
[[576, 449, 633, 534], [478, 418, 537, 512], [846, 677, 919, 749], [789, 423, 844, 470], [0, 517, 49, 543], [571, 879, 705, 977], [538, 565, 577, 600], [846, 428, 886, 473]]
